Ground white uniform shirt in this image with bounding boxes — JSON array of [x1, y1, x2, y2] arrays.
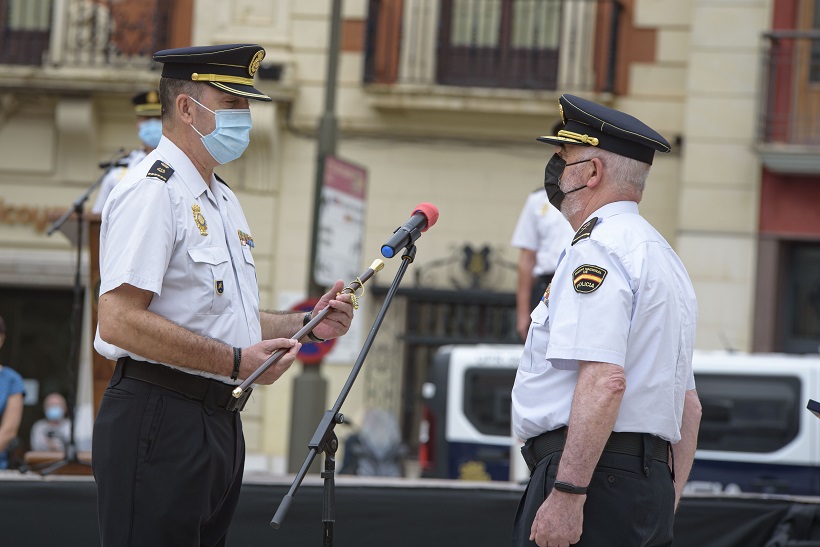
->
[[512, 201, 697, 443], [94, 137, 261, 382], [511, 190, 575, 276], [91, 149, 148, 214]]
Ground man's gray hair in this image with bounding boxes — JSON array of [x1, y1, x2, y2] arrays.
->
[[158, 77, 203, 123], [575, 146, 651, 195]]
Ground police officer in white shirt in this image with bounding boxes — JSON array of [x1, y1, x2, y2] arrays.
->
[[93, 44, 355, 546], [91, 90, 163, 214], [511, 190, 574, 340], [511, 95, 702, 547]]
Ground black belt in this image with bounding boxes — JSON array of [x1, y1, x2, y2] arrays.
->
[[117, 356, 251, 412], [521, 427, 669, 472]]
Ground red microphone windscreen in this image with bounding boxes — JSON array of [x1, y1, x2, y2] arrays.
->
[[413, 203, 439, 232]]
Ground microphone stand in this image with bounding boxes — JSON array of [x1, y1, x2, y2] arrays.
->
[[271, 244, 418, 546], [35, 152, 124, 475]]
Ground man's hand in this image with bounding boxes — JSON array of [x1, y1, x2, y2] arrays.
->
[[530, 490, 585, 547], [309, 280, 354, 341], [240, 338, 301, 384]]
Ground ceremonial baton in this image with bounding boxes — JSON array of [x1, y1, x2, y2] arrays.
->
[[231, 259, 385, 398]]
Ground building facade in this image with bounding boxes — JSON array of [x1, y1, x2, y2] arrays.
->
[[1, 0, 817, 472]]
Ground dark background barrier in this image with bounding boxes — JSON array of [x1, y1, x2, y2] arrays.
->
[[2, 475, 820, 546]]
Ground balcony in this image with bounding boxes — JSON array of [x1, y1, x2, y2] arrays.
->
[[362, 0, 621, 113], [0, 0, 179, 92], [758, 30, 820, 174]]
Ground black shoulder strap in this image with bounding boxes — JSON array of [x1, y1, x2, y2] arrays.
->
[[572, 216, 598, 246], [146, 160, 174, 183], [214, 172, 230, 189]]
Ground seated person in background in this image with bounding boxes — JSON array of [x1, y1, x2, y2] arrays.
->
[[30, 393, 71, 452], [0, 314, 24, 469], [340, 408, 405, 477]]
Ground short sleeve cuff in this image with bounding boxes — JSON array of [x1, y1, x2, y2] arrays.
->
[[100, 272, 163, 297], [547, 347, 625, 369]]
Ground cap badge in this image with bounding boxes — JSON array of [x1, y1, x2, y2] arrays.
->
[[573, 264, 607, 294], [249, 50, 265, 76], [147, 91, 159, 104], [192, 204, 208, 236], [559, 104, 566, 125]]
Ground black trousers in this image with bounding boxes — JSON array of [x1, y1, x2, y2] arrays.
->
[[512, 450, 674, 546], [92, 362, 245, 546]]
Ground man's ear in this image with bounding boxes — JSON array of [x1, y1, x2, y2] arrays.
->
[[586, 157, 604, 188], [176, 95, 193, 124]]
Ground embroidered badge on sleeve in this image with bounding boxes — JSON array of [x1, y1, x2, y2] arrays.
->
[[573, 264, 607, 293]]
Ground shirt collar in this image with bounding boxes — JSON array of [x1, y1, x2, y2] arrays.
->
[[154, 136, 214, 199], [582, 200, 639, 226]]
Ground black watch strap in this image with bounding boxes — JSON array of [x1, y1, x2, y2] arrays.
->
[[553, 481, 588, 495], [302, 312, 326, 343]]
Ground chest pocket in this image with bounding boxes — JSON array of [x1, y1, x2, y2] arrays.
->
[[186, 246, 233, 315], [522, 303, 550, 374]]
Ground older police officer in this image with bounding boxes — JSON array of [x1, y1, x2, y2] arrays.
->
[[93, 44, 354, 546], [511, 95, 702, 547]]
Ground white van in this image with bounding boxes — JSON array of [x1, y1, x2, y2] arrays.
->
[[419, 345, 820, 494]]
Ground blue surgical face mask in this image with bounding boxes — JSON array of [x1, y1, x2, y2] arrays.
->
[[46, 406, 65, 421], [138, 118, 162, 149], [189, 96, 252, 164]]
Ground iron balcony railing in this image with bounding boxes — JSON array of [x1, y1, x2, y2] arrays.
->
[[760, 30, 820, 146], [364, 0, 622, 92], [0, 0, 173, 68]]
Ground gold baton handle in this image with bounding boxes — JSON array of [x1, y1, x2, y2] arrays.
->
[[232, 259, 385, 397]]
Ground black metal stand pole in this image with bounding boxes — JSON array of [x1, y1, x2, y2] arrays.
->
[[271, 245, 419, 547], [35, 153, 124, 475]]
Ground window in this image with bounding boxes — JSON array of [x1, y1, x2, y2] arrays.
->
[[462, 367, 517, 436], [782, 242, 820, 353], [437, 0, 564, 89], [696, 373, 801, 453], [0, 0, 52, 65]]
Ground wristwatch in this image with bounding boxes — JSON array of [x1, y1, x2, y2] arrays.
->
[[553, 481, 588, 495]]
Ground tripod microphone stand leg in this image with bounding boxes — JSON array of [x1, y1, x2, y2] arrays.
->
[[321, 432, 338, 547]]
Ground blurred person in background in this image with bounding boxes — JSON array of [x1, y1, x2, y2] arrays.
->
[[511, 189, 574, 341], [91, 90, 163, 214], [30, 392, 71, 452], [0, 314, 24, 469]]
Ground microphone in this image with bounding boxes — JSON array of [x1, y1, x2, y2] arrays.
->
[[98, 148, 128, 169], [381, 203, 439, 258]]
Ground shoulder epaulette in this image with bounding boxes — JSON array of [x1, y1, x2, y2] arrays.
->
[[571, 216, 598, 246], [146, 160, 174, 182], [214, 173, 230, 189]]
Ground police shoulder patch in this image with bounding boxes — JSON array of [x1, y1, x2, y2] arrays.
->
[[572, 216, 598, 246], [573, 264, 607, 294], [146, 160, 174, 182]]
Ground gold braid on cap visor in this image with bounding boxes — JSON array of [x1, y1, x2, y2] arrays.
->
[[191, 73, 255, 86], [557, 130, 600, 146]]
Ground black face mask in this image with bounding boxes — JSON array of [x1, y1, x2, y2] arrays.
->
[[543, 153, 591, 211]]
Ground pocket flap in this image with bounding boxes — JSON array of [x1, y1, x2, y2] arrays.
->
[[187, 246, 229, 265]]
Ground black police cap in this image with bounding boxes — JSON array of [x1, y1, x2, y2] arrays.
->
[[537, 94, 671, 164], [153, 44, 272, 102], [132, 90, 161, 117]]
